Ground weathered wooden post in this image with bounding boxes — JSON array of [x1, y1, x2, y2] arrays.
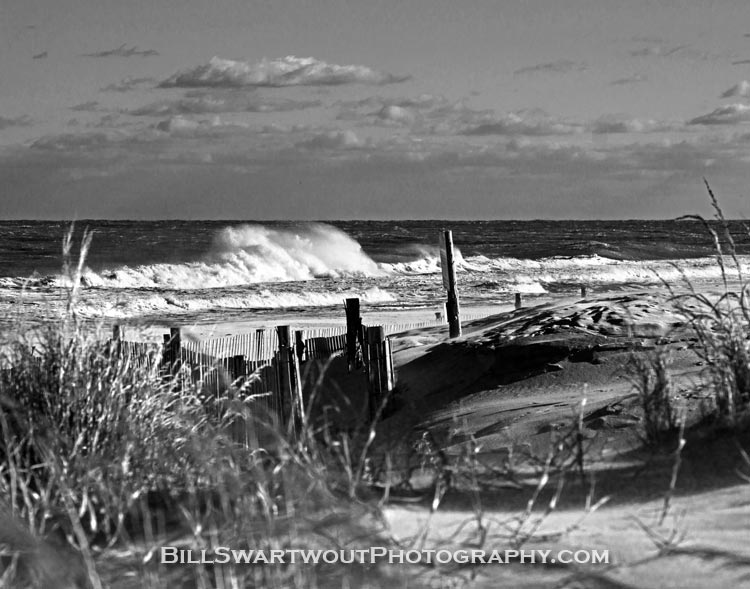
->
[[366, 326, 395, 421], [515, 293, 523, 309], [367, 326, 384, 420], [294, 330, 306, 364], [169, 327, 181, 376], [440, 230, 462, 338], [345, 297, 362, 371], [111, 324, 122, 358], [229, 354, 246, 383], [383, 337, 395, 392], [581, 285, 587, 298], [160, 329, 182, 386], [276, 325, 303, 430]]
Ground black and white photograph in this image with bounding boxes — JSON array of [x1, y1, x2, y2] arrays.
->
[[2, 1, 750, 587]]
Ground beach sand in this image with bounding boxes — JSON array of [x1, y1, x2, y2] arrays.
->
[[283, 289, 750, 588], [19, 287, 749, 588]]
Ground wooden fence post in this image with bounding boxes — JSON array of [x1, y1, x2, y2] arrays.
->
[[160, 328, 183, 389], [111, 324, 122, 357], [294, 330, 306, 364], [366, 326, 395, 421], [229, 354, 246, 383], [345, 297, 362, 371], [169, 328, 181, 376], [440, 230, 462, 338], [276, 325, 303, 431], [515, 293, 523, 309]]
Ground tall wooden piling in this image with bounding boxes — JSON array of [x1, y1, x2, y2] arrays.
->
[[515, 293, 523, 309], [440, 230, 462, 338], [276, 325, 303, 430], [581, 285, 587, 298], [345, 297, 362, 371]]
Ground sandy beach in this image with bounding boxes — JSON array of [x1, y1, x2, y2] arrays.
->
[[264, 288, 750, 588]]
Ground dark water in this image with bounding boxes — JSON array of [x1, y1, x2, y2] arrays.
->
[[0, 220, 743, 320], [0, 220, 743, 278]]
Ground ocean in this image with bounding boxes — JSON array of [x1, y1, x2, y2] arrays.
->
[[0, 220, 745, 324]]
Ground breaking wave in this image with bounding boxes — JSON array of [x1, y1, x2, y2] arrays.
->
[[77, 223, 384, 289]]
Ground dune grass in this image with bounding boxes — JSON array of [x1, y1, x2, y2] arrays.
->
[[659, 180, 750, 429], [0, 229, 400, 588]]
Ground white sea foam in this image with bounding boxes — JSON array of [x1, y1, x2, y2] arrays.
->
[[44, 287, 397, 319], [77, 224, 384, 289], [386, 252, 745, 286]]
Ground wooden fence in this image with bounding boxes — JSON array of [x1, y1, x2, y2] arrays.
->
[[108, 309, 501, 441]]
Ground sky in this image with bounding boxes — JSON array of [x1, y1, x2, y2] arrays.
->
[[2, 0, 750, 219]]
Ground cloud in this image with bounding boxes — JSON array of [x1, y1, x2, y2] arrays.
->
[[154, 115, 221, 134], [630, 43, 725, 62], [376, 104, 417, 125], [101, 77, 157, 92], [336, 94, 448, 124], [732, 59, 750, 65], [160, 56, 410, 88], [721, 81, 750, 98], [589, 115, 676, 134], [70, 101, 101, 112], [460, 111, 580, 136], [127, 91, 321, 116], [9, 118, 750, 220], [688, 103, 750, 125], [335, 96, 582, 137], [32, 51, 48, 60], [83, 44, 159, 58], [630, 44, 689, 58], [0, 115, 33, 130], [29, 132, 127, 151], [513, 59, 587, 76], [88, 114, 131, 129], [609, 74, 647, 86], [296, 129, 364, 150]]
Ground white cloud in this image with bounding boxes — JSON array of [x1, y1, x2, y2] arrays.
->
[[513, 59, 587, 76], [689, 103, 750, 125], [83, 44, 159, 58], [720, 81, 750, 99], [376, 104, 416, 125], [461, 111, 581, 136], [297, 130, 364, 150], [160, 56, 410, 88], [101, 77, 157, 92], [590, 115, 676, 134]]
